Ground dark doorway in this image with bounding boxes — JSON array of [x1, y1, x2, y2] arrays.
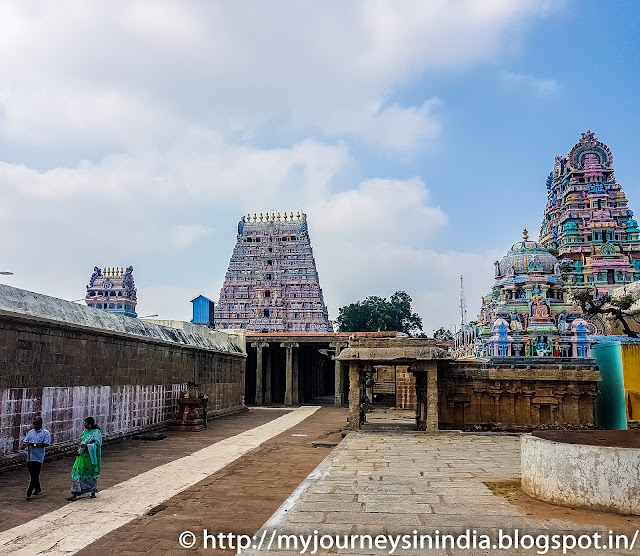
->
[[539, 405, 552, 425]]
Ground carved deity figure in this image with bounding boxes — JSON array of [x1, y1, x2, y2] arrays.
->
[[509, 312, 523, 331], [88, 266, 102, 287], [533, 299, 550, 322], [557, 311, 569, 333]]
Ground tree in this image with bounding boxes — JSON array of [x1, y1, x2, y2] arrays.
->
[[573, 288, 640, 338], [336, 291, 423, 334], [433, 327, 454, 340]]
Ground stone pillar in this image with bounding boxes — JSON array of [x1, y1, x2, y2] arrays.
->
[[411, 362, 439, 432], [329, 342, 347, 407], [426, 364, 438, 433], [281, 342, 299, 406], [265, 347, 272, 405], [293, 345, 300, 405], [251, 341, 268, 405], [413, 372, 427, 430], [348, 361, 362, 431]]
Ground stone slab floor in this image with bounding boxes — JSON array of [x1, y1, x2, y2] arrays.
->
[[1, 410, 639, 556], [246, 432, 640, 556]]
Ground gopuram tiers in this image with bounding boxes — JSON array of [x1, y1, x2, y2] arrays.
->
[[214, 211, 333, 333], [539, 131, 640, 295], [85, 266, 137, 318], [476, 230, 591, 359]]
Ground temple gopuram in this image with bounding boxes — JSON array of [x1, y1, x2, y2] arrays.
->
[[475, 230, 591, 359], [214, 211, 332, 332], [539, 131, 640, 295], [85, 266, 137, 317]]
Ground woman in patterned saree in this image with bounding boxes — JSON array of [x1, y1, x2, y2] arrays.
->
[[66, 417, 102, 501]]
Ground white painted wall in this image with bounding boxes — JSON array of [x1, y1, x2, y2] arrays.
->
[[521, 435, 640, 515]]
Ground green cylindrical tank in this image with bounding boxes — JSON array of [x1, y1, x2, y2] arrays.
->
[[592, 342, 627, 430]]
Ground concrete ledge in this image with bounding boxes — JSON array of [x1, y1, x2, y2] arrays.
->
[[521, 434, 640, 515]]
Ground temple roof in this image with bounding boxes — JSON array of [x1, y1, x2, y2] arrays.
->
[[498, 229, 559, 277]]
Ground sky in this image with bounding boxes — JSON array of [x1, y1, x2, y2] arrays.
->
[[1, 0, 639, 334]]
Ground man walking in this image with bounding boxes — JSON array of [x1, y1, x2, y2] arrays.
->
[[23, 417, 51, 501]]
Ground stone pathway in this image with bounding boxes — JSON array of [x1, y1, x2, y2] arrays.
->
[[2, 416, 638, 556], [245, 432, 640, 556], [0, 406, 320, 555], [0, 408, 289, 533], [80, 405, 348, 555]]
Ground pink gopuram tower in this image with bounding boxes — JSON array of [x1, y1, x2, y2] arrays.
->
[[214, 211, 333, 332], [540, 131, 640, 291], [539, 131, 640, 333]]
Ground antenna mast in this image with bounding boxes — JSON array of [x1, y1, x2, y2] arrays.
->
[[459, 275, 467, 326]]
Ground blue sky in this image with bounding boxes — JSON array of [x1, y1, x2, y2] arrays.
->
[[0, 1, 639, 333]]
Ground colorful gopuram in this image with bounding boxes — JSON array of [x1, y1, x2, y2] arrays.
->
[[85, 266, 137, 317], [214, 211, 333, 332], [539, 131, 640, 295], [476, 230, 591, 358]]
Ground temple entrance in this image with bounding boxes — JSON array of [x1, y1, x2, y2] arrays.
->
[[334, 338, 449, 432], [372, 365, 396, 406], [246, 335, 338, 406]]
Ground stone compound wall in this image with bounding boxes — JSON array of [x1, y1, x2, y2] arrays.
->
[[0, 286, 246, 467], [438, 361, 600, 430], [521, 435, 640, 515]]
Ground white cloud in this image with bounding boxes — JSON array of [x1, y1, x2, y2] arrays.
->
[[0, 1, 552, 157], [307, 177, 501, 331], [170, 225, 215, 249], [0, 1, 557, 331], [0, 136, 350, 309], [502, 71, 559, 97], [321, 99, 442, 154]]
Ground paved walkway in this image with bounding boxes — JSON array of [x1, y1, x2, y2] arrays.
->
[[0, 408, 290, 533], [80, 406, 348, 555], [2, 411, 639, 556], [0, 407, 322, 555], [246, 432, 640, 556]]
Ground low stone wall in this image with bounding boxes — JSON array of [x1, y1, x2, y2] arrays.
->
[[438, 360, 600, 430], [521, 435, 640, 515], [0, 285, 246, 467]]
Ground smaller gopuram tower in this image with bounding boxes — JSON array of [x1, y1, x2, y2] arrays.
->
[[85, 266, 137, 317], [539, 131, 640, 295], [475, 229, 591, 358], [215, 211, 333, 332]]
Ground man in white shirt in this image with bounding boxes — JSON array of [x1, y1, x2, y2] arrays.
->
[[23, 417, 51, 501]]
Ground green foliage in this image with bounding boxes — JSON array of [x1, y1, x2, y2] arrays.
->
[[572, 287, 639, 338], [336, 291, 423, 334], [610, 294, 635, 311], [433, 327, 454, 340], [559, 260, 575, 273], [546, 247, 560, 257]]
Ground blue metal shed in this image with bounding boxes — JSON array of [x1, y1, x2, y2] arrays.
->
[[191, 295, 215, 327]]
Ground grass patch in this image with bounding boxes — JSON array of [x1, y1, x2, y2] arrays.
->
[[484, 480, 521, 501]]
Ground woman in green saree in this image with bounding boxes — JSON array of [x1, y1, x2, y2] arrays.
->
[[66, 417, 102, 501]]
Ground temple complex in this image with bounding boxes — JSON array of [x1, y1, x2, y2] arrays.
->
[[476, 230, 591, 358], [214, 211, 332, 332], [539, 131, 640, 294], [84, 266, 137, 317]]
